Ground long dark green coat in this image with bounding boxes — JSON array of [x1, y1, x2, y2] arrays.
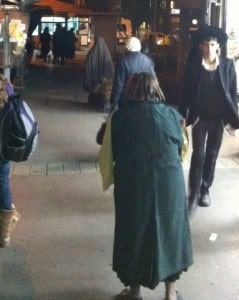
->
[[111, 101, 193, 289]]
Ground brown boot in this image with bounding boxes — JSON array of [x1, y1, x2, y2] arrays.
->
[[0, 208, 20, 248]]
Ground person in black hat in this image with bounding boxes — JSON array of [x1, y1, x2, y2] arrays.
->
[[179, 25, 239, 217]]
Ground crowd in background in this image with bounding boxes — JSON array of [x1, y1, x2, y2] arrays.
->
[[25, 24, 78, 65]]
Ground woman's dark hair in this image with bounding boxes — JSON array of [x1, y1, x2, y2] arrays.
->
[[123, 72, 165, 103]]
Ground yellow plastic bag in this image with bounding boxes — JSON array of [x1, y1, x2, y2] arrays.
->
[[181, 125, 189, 161], [98, 115, 114, 191]]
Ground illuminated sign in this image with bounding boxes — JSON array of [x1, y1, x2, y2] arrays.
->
[[0, 5, 19, 10], [171, 8, 180, 15]]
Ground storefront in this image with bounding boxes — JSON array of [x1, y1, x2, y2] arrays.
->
[[0, 8, 29, 85], [32, 16, 91, 50]]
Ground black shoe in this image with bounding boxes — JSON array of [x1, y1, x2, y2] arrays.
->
[[188, 195, 199, 217], [198, 193, 211, 207]]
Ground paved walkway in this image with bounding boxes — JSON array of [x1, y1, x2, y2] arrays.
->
[[1, 58, 239, 300]]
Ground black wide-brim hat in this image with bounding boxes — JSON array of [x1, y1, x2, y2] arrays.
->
[[195, 25, 228, 46]]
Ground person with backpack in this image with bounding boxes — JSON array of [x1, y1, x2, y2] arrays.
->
[[0, 75, 20, 248]]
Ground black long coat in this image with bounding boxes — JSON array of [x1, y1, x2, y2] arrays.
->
[[111, 101, 193, 289], [179, 56, 239, 128], [85, 37, 114, 92]]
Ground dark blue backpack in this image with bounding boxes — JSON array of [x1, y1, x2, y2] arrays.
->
[[0, 94, 39, 162]]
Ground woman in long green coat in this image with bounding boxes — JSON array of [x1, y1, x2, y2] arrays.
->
[[111, 73, 193, 300]]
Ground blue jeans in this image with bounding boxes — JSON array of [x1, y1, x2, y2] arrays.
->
[[0, 160, 12, 210]]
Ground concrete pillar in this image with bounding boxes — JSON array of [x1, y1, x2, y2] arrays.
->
[[92, 15, 117, 59]]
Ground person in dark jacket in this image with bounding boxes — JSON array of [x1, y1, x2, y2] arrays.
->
[[110, 73, 193, 300], [67, 28, 77, 59], [59, 27, 69, 66], [110, 37, 155, 110], [179, 26, 239, 216], [39, 27, 51, 62], [0, 75, 20, 248], [52, 24, 62, 64]]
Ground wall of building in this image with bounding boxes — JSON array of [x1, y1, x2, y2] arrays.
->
[[92, 15, 117, 59]]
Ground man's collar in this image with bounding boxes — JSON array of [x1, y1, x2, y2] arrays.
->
[[201, 55, 219, 71]]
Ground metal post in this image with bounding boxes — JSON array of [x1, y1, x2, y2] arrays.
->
[[153, 0, 158, 32], [3, 12, 11, 81], [177, 8, 191, 79]]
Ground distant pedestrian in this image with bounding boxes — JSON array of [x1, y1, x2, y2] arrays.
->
[[179, 25, 239, 216], [85, 36, 114, 109], [110, 36, 155, 111], [39, 27, 51, 62], [52, 24, 62, 64], [59, 27, 68, 65], [67, 28, 77, 59]]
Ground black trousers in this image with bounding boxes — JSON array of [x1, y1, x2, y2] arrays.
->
[[189, 117, 224, 197]]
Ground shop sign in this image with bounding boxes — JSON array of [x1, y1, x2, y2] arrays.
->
[[0, 4, 19, 11]]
